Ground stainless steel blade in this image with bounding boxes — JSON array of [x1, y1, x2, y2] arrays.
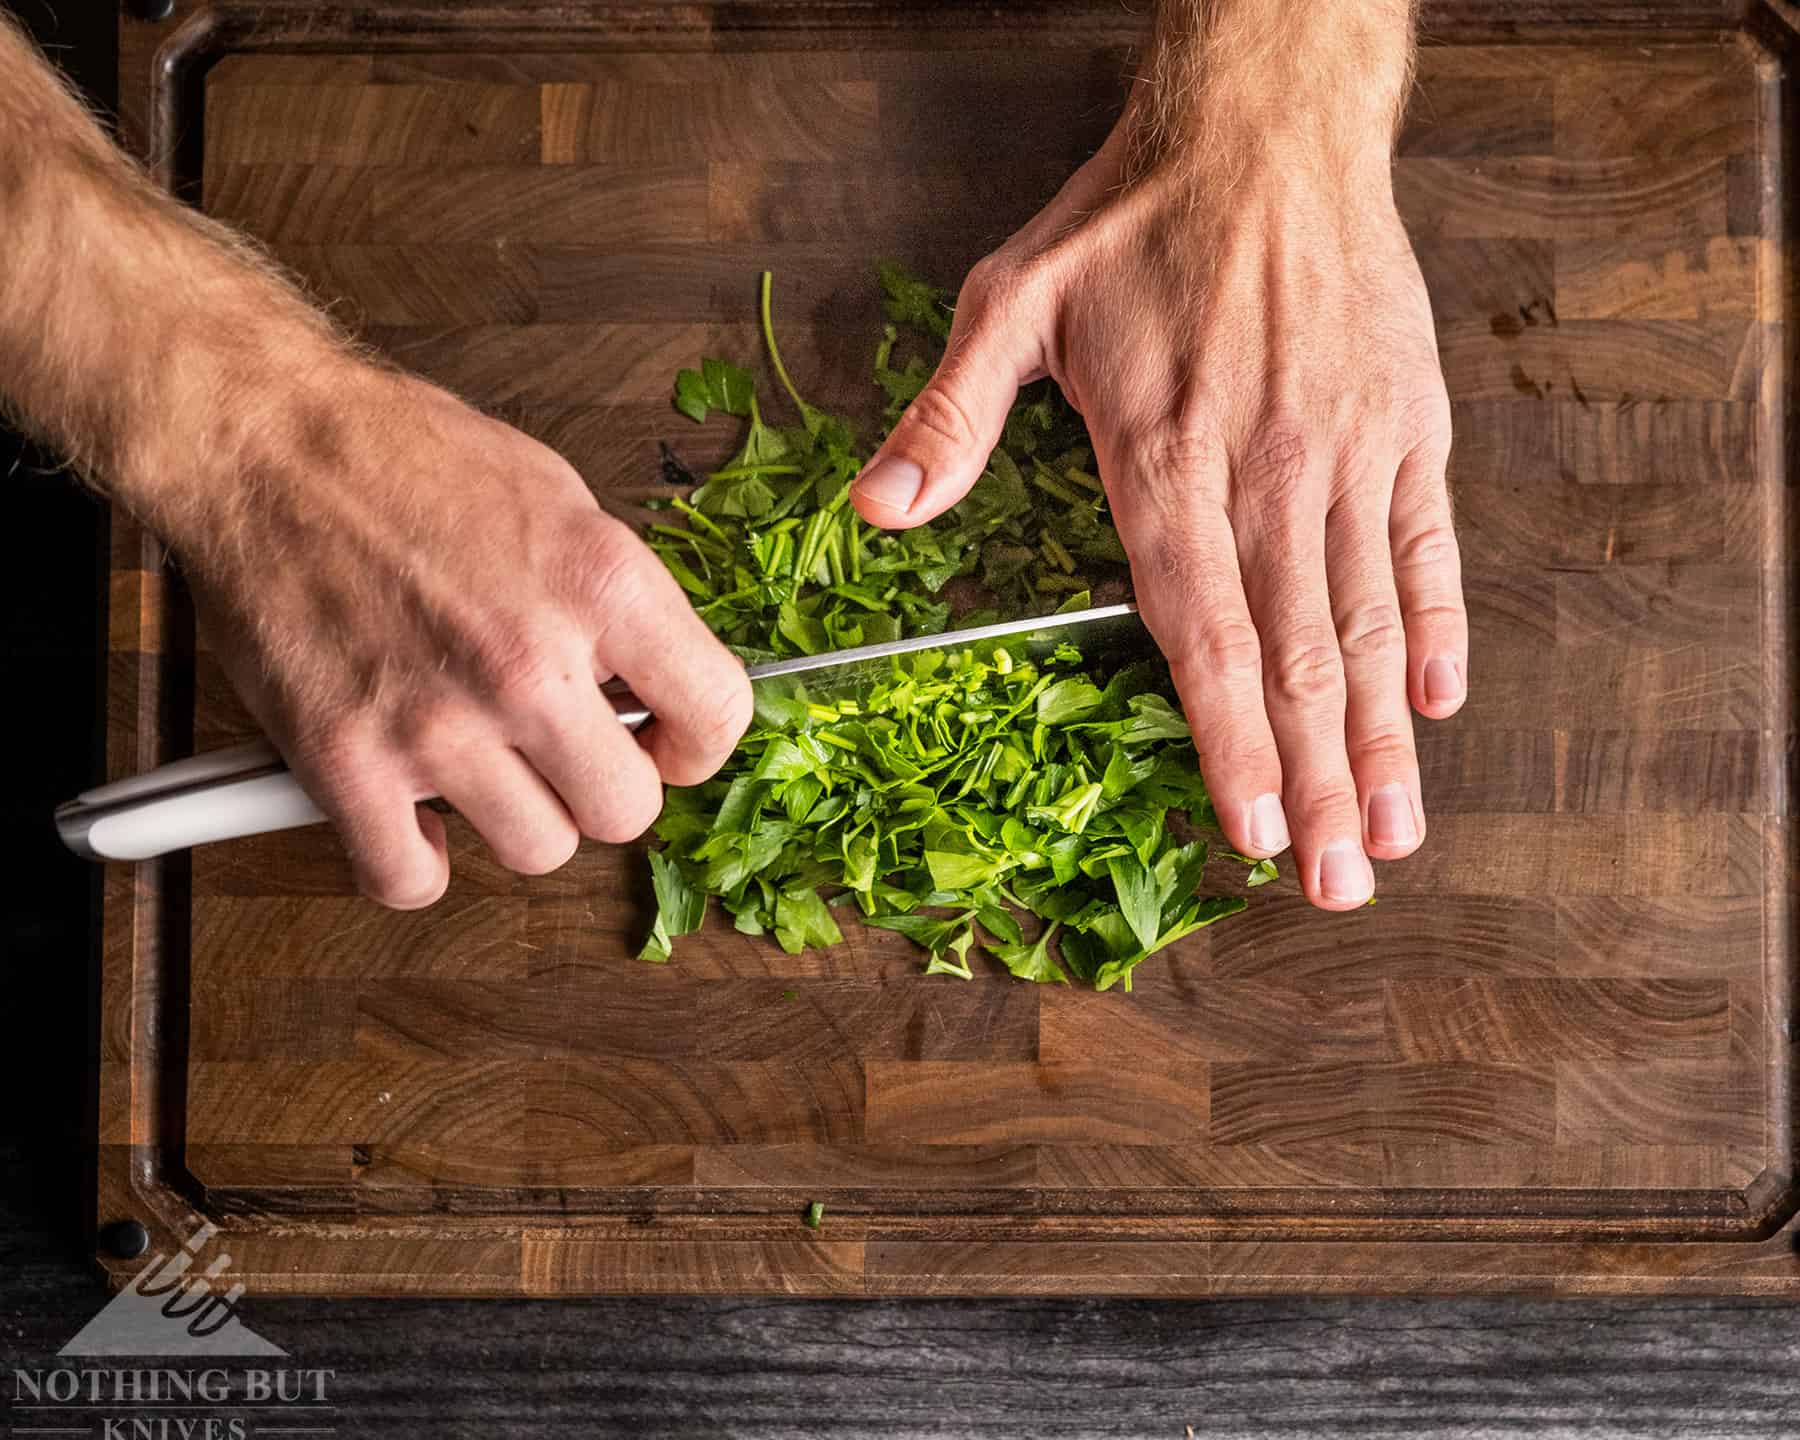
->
[[606, 603, 1149, 726]]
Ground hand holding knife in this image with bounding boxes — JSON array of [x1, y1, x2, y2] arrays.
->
[[57, 604, 1145, 862]]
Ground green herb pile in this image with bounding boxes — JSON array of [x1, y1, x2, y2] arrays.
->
[[637, 266, 1275, 989], [643, 630, 1273, 990], [645, 266, 1126, 659]]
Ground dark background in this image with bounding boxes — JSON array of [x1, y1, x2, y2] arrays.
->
[[3, 4, 1798, 1434]]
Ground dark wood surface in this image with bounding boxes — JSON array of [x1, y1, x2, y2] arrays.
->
[[89, 0, 1800, 1294], [6, 2, 1800, 1430], [13, 1162, 1800, 1437]]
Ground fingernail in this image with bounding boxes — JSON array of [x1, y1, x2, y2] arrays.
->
[[853, 456, 923, 514], [1368, 784, 1418, 848], [1424, 657, 1463, 707], [1249, 793, 1290, 855], [1320, 842, 1375, 906]]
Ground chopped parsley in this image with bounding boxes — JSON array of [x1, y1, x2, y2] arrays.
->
[[637, 266, 1271, 989]]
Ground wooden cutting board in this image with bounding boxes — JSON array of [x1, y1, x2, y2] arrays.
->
[[98, 0, 1798, 1295]]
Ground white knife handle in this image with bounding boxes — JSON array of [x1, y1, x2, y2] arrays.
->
[[59, 765, 328, 862], [57, 705, 654, 862], [74, 738, 283, 807]]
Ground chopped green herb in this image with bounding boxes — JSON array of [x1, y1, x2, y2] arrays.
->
[[637, 266, 1282, 987], [637, 849, 705, 964], [649, 266, 1127, 659], [639, 636, 1259, 989]]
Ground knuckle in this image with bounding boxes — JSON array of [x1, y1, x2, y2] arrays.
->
[[1398, 385, 1454, 453], [498, 654, 570, 718], [1198, 737, 1279, 789], [389, 693, 469, 756], [288, 730, 400, 822], [1392, 521, 1461, 577], [288, 719, 364, 777], [902, 381, 982, 452], [1119, 489, 1231, 602], [1405, 600, 1468, 635], [1346, 722, 1416, 772], [1293, 779, 1363, 832], [1335, 600, 1407, 663], [1237, 418, 1316, 499], [958, 254, 1005, 312], [473, 626, 575, 719], [1404, 597, 1461, 637], [1120, 425, 1224, 487], [1268, 638, 1346, 707], [571, 519, 652, 616], [465, 612, 537, 690], [957, 253, 1043, 331], [691, 672, 754, 761], [1189, 619, 1265, 682]]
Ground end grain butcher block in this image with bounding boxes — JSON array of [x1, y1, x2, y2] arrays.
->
[[99, 0, 1796, 1295]]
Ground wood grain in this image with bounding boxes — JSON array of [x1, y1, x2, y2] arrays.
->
[[274, 243, 540, 325], [1039, 979, 1392, 1064], [206, 82, 542, 163], [1394, 155, 1730, 239], [540, 80, 880, 164], [1557, 236, 1761, 318], [94, 1, 1800, 1296], [1554, 399, 1757, 485], [864, 1063, 1210, 1146], [530, 1057, 867, 1150], [1208, 1062, 1558, 1147], [1555, 1061, 1764, 1147], [1385, 979, 1732, 1062], [372, 166, 710, 244]]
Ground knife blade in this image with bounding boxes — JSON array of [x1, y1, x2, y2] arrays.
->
[[56, 602, 1148, 862], [605, 602, 1148, 726]]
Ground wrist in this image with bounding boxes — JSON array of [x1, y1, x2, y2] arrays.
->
[[49, 178, 362, 560], [125, 307, 372, 574], [0, 19, 360, 558], [1126, 0, 1412, 183]]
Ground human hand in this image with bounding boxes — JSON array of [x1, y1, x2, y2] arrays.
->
[[0, 13, 753, 909], [173, 362, 752, 909], [849, 8, 1463, 911]]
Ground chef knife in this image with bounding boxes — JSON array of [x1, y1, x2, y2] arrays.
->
[[56, 602, 1148, 862]]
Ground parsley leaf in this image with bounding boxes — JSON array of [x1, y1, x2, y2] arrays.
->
[[639, 849, 707, 963], [673, 357, 756, 423], [988, 921, 1068, 985]]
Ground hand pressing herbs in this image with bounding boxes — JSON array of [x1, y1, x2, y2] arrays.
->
[[640, 623, 1258, 991], [645, 267, 1126, 662]]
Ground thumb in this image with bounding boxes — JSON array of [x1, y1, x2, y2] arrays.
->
[[851, 288, 1043, 530]]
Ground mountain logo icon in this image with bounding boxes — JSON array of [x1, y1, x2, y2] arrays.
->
[[59, 1221, 285, 1357]]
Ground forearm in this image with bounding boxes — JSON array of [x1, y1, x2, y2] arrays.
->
[[0, 15, 349, 557], [1128, 0, 1416, 181]]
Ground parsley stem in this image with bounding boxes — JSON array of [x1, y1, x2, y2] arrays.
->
[[1030, 464, 1083, 506], [709, 463, 804, 481], [671, 496, 730, 542], [760, 271, 815, 421], [1042, 535, 1077, 573]]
